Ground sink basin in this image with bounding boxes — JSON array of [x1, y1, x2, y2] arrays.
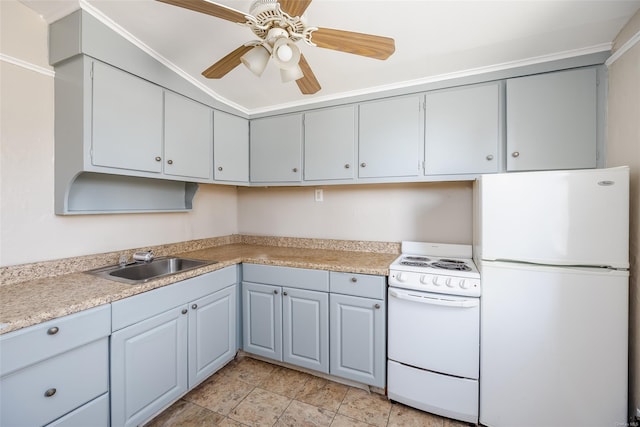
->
[[87, 257, 217, 284]]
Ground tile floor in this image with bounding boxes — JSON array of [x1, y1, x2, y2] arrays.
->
[[145, 356, 474, 427]]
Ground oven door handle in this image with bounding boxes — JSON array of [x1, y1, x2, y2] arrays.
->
[[389, 289, 479, 308]]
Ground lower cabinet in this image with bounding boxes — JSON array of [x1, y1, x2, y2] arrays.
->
[[329, 271, 386, 388], [110, 306, 188, 427], [243, 269, 330, 373], [242, 264, 386, 388], [0, 305, 111, 427], [329, 293, 385, 388], [110, 267, 237, 427]]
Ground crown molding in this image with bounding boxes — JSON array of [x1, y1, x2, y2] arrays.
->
[[0, 53, 55, 77]]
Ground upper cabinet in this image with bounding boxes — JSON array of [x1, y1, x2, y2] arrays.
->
[[424, 82, 502, 175], [214, 111, 249, 183], [92, 61, 212, 181], [250, 114, 303, 183], [92, 61, 163, 174], [304, 106, 357, 182], [358, 95, 424, 179], [164, 91, 212, 180], [506, 68, 597, 171]]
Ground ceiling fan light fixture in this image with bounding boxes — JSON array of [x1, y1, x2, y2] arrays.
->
[[240, 45, 270, 76], [280, 64, 304, 83], [272, 37, 301, 69]]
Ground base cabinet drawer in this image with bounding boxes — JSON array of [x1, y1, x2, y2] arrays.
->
[[47, 393, 109, 427], [0, 338, 109, 427]]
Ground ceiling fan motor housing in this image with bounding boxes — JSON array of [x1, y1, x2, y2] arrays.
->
[[247, 0, 310, 43]]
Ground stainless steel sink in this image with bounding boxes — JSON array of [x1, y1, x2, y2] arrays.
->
[[87, 257, 217, 284]]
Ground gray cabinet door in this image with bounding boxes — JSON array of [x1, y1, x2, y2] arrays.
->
[[425, 82, 501, 175], [330, 293, 385, 388], [242, 282, 282, 360], [91, 61, 163, 173], [111, 306, 188, 427], [250, 114, 302, 182], [506, 67, 597, 171], [164, 91, 212, 180], [282, 287, 329, 373], [304, 106, 356, 181], [214, 111, 249, 183], [188, 285, 237, 387], [358, 95, 423, 178]]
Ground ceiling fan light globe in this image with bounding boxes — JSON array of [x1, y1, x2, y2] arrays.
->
[[240, 45, 270, 76], [280, 65, 304, 82], [272, 38, 301, 69], [276, 44, 293, 62]]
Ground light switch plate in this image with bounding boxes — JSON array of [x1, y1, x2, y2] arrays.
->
[[314, 189, 323, 202]]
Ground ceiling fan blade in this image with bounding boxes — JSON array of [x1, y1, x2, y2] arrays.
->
[[295, 54, 321, 95], [202, 45, 253, 79], [311, 27, 395, 60], [156, 0, 247, 23], [279, 0, 313, 17]]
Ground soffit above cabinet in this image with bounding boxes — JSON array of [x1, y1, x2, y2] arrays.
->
[[24, 0, 640, 114]]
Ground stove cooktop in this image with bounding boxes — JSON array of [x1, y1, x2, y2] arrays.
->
[[388, 242, 481, 297]]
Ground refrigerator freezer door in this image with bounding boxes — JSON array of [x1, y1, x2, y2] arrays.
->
[[475, 167, 629, 268], [479, 261, 628, 427]]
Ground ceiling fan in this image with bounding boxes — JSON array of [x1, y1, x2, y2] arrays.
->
[[156, 0, 396, 94]]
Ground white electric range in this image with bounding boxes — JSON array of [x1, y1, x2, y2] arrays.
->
[[387, 241, 481, 424]]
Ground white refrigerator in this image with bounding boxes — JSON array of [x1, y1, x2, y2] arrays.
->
[[473, 166, 629, 427]]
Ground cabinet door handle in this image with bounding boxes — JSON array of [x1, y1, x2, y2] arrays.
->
[[218, 166, 223, 171], [292, 168, 298, 173], [167, 159, 174, 165], [192, 304, 198, 310], [360, 162, 367, 168], [47, 326, 59, 335], [44, 388, 57, 397], [155, 156, 161, 162], [344, 164, 350, 169], [374, 303, 381, 309], [181, 309, 188, 315], [512, 151, 520, 158], [351, 277, 358, 283], [283, 291, 288, 296], [274, 290, 278, 294], [486, 154, 494, 161]]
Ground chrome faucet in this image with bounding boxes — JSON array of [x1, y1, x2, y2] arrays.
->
[[133, 250, 154, 263]]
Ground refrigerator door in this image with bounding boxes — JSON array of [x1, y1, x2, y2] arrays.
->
[[479, 261, 628, 427], [474, 166, 629, 268]]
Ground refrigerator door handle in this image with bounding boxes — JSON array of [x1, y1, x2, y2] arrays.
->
[[389, 289, 479, 308]]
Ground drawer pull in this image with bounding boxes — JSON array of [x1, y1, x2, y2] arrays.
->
[[351, 277, 358, 283], [47, 327, 59, 335], [44, 388, 57, 397]]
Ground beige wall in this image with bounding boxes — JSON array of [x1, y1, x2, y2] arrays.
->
[[0, 0, 238, 266], [607, 8, 640, 419], [237, 183, 472, 244]]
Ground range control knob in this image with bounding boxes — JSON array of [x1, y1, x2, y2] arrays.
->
[[395, 272, 407, 282], [459, 279, 468, 289], [432, 277, 440, 286], [445, 278, 454, 288], [419, 275, 428, 284]]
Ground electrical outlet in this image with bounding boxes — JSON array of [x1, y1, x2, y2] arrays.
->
[[314, 189, 323, 202]]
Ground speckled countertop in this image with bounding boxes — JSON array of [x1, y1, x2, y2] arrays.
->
[[0, 241, 398, 335]]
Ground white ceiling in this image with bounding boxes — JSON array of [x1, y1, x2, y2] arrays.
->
[[22, 0, 640, 114]]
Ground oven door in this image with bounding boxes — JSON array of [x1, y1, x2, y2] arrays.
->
[[387, 287, 479, 379]]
